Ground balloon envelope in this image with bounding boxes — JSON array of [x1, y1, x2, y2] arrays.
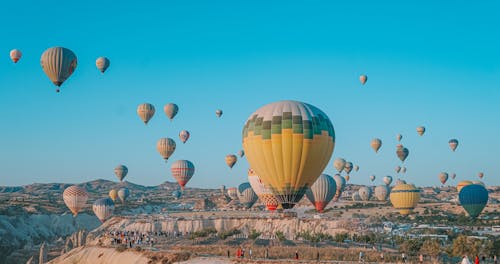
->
[[396, 146, 409, 162], [238, 150, 245, 158], [383, 176, 393, 185], [305, 174, 337, 213], [371, 138, 382, 153], [40, 47, 77, 91], [358, 186, 372, 201], [344, 162, 353, 174], [237, 182, 258, 209], [179, 130, 190, 144], [333, 158, 346, 173], [63, 186, 88, 217], [332, 174, 346, 202], [248, 168, 279, 211], [109, 189, 118, 202], [157, 138, 176, 161], [395, 166, 401, 173], [114, 165, 128, 182], [478, 172, 484, 179], [137, 103, 155, 124], [225, 154, 237, 169], [459, 184, 488, 218], [439, 172, 449, 185], [370, 175, 376, 182], [359, 74, 368, 85], [416, 126, 426, 136], [117, 188, 130, 203], [216, 109, 223, 117], [449, 139, 459, 152], [92, 198, 114, 223], [164, 103, 179, 120], [242, 100, 335, 209], [10, 49, 22, 63], [457, 180, 473, 193], [390, 184, 420, 215], [396, 134, 402, 142], [95, 57, 110, 73], [171, 160, 195, 189], [375, 185, 390, 201]]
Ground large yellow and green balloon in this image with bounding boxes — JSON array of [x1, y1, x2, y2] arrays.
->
[[242, 100, 335, 209]]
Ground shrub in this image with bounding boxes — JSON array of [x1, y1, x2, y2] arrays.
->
[[115, 244, 127, 252]]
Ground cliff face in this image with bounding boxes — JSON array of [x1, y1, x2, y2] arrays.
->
[[88, 215, 353, 241], [0, 213, 100, 264]]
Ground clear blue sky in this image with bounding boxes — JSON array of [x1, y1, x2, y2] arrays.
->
[[0, 1, 498, 188]]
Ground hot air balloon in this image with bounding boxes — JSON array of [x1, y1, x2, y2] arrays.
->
[[371, 138, 382, 153], [401, 167, 407, 174], [10, 49, 22, 63], [354, 165, 359, 172], [358, 186, 372, 201], [451, 173, 456, 180], [227, 187, 238, 200], [395, 166, 401, 174], [225, 154, 237, 169], [238, 150, 245, 158], [370, 175, 376, 182], [375, 185, 390, 201], [179, 130, 190, 144], [40, 47, 77, 92], [332, 174, 346, 202], [396, 134, 402, 142], [459, 184, 488, 218], [248, 169, 280, 211], [395, 178, 407, 185], [242, 101, 335, 209], [305, 174, 337, 213], [471, 180, 485, 187], [457, 180, 473, 193], [137, 103, 155, 125], [118, 187, 130, 203], [172, 189, 182, 199], [352, 192, 362, 202], [63, 186, 88, 217], [237, 182, 258, 209], [164, 103, 179, 120], [439, 172, 449, 185], [157, 138, 176, 161], [344, 162, 353, 174], [95, 57, 110, 73], [359, 74, 368, 85], [114, 165, 128, 182], [216, 109, 223, 118], [396, 146, 409, 162], [448, 139, 459, 152], [171, 160, 195, 189], [478, 172, 484, 179], [345, 175, 350, 182], [109, 189, 118, 202], [416, 126, 426, 136], [389, 184, 420, 215], [383, 176, 393, 186], [334, 158, 346, 173], [92, 198, 114, 223]]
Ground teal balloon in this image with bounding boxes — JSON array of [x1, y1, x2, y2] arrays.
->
[[459, 184, 488, 218]]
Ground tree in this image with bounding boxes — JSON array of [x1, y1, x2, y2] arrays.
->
[[451, 235, 470, 257], [420, 239, 442, 262], [400, 238, 423, 256]]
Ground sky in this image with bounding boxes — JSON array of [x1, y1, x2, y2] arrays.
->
[[0, 1, 499, 188]]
